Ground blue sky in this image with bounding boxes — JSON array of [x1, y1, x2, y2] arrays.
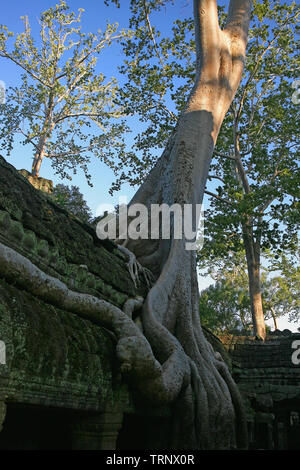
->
[[0, 0, 200, 214], [0, 1, 298, 331], [0, 0, 141, 212]]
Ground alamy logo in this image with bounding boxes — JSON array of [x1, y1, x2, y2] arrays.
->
[[291, 340, 300, 365], [96, 197, 204, 251], [291, 79, 300, 105], [0, 341, 5, 365], [0, 81, 6, 105]]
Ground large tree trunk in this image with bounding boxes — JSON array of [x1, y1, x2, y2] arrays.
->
[[114, 0, 253, 449], [31, 91, 54, 177]]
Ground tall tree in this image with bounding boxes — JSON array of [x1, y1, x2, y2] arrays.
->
[[105, 1, 299, 339], [198, 0, 299, 339], [52, 183, 93, 223], [0, 1, 130, 183]]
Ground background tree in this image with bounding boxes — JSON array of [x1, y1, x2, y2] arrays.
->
[[0, 1, 131, 184], [197, 0, 299, 339], [199, 280, 251, 334], [102, 0, 253, 449], [105, 0, 299, 340], [51, 183, 93, 223], [199, 250, 300, 334], [200, 251, 252, 333]]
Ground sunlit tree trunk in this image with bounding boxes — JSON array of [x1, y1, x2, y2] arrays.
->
[[31, 138, 47, 177]]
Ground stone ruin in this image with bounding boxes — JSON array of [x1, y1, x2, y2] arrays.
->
[[0, 154, 299, 450], [220, 332, 300, 449]]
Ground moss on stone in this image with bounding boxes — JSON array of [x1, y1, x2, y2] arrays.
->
[[0, 277, 124, 410]]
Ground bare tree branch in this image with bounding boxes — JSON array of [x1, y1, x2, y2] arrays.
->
[[142, 0, 166, 70], [213, 151, 235, 160], [207, 174, 225, 183], [54, 112, 105, 124], [0, 51, 51, 88]]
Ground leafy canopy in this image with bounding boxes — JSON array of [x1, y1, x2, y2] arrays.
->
[[199, 251, 300, 334], [0, 1, 132, 183]]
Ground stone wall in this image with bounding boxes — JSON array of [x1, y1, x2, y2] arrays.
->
[[220, 333, 300, 449], [0, 155, 150, 449]]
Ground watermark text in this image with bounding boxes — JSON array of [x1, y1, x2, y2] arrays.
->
[[0, 341, 6, 365], [291, 340, 300, 365], [96, 197, 204, 251]]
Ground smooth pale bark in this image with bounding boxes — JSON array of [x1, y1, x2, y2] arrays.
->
[[233, 101, 267, 340], [31, 92, 55, 177], [31, 124, 54, 177], [246, 255, 266, 339], [32, 146, 45, 177]]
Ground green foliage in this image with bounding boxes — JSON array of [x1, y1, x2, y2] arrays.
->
[[199, 252, 252, 334], [262, 253, 300, 324], [0, 1, 132, 183], [51, 183, 92, 223], [199, 280, 251, 335], [199, 250, 300, 334], [104, 1, 299, 242]]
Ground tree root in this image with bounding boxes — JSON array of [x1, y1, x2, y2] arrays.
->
[[117, 244, 155, 289], [0, 242, 183, 403], [123, 296, 144, 332], [0, 237, 248, 449]]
